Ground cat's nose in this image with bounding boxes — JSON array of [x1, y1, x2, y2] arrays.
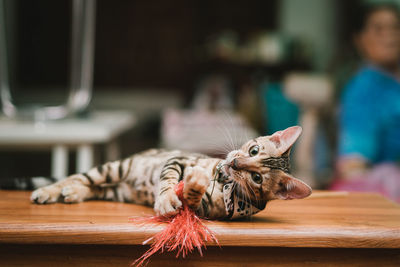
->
[[231, 158, 239, 170]]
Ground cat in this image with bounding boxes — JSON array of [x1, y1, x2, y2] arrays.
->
[[30, 126, 312, 220]]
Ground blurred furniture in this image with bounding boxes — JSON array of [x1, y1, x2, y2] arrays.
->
[[260, 82, 299, 134], [0, 110, 135, 179], [0, 190, 399, 266], [284, 73, 333, 187], [0, 0, 96, 120], [161, 109, 258, 156]]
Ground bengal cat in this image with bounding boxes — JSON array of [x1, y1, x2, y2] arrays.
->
[[31, 126, 312, 220]]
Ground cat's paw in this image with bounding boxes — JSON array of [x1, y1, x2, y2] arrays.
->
[[154, 190, 182, 217], [183, 166, 210, 208], [31, 185, 61, 204], [184, 166, 210, 193], [61, 183, 90, 203]]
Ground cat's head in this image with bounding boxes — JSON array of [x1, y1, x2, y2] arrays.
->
[[221, 126, 312, 202]]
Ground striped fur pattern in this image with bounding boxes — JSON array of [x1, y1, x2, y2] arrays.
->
[[31, 126, 312, 220]]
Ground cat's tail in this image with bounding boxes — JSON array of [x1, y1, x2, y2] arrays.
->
[[0, 177, 57, 190]]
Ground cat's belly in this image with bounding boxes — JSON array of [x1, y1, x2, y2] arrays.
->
[[122, 149, 227, 217], [197, 181, 227, 220]]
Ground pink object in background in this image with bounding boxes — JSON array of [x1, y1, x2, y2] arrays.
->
[[331, 163, 400, 203]]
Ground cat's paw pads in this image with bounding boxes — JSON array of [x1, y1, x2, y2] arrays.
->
[[31, 186, 60, 204], [154, 190, 182, 217], [61, 184, 89, 203]]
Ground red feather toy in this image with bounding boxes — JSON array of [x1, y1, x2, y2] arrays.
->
[[130, 181, 219, 266]]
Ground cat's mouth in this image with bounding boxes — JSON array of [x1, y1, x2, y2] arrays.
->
[[223, 165, 231, 175], [216, 162, 234, 182]]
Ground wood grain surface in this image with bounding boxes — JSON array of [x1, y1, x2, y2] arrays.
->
[[1, 190, 400, 249]]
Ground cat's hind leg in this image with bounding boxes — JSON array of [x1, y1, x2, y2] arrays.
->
[[183, 166, 210, 210], [31, 157, 133, 204], [31, 175, 95, 204]]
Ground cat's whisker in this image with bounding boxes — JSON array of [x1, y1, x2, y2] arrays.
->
[[247, 182, 257, 200], [243, 124, 251, 147], [224, 127, 236, 151], [248, 184, 258, 215], [229, 117, 237, 150], [216, 125, 235, 152], [238, 118, 247, 148], [215, 114, 231, 147], [245, 126, 251, 143], [244, 184, 252, 203], [196, 138, 232, 155], [232, 181, 239, 196], [211, 146, 231, 155], [237, 179, 248, 200], [221, 141, 236, 155], [225, 111, 239, 150], [245, 184, 256, 216], [208, 133, 234, 153], [219, 112, 237, 151]]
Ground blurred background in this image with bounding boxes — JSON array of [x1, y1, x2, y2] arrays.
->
[[1, 0, 400, 201]]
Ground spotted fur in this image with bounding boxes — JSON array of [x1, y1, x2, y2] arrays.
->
[[31, 126, 312, 220]]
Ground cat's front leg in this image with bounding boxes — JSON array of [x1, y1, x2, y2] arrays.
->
[[183, 166, 210, 210], [154, 158, 186, 216]]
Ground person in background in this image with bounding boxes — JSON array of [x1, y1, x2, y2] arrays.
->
[[333, 4, 400, 202]]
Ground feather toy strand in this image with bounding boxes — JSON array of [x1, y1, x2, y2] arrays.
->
[[129, 181, 219, 266]]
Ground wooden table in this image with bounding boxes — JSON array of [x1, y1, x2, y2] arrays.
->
[[0, 110, 136, 179], [0, 190, 399, 266]]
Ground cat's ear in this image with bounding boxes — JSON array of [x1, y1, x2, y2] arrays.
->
[[270, 126, 302, 154], [275, 174, 312, 200]]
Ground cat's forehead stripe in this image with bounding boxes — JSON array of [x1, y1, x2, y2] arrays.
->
[[260, 156, 290, 173]]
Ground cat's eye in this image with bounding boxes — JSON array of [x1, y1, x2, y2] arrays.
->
[[249, 145, 259, 157], [251, 172, 262, 184]]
